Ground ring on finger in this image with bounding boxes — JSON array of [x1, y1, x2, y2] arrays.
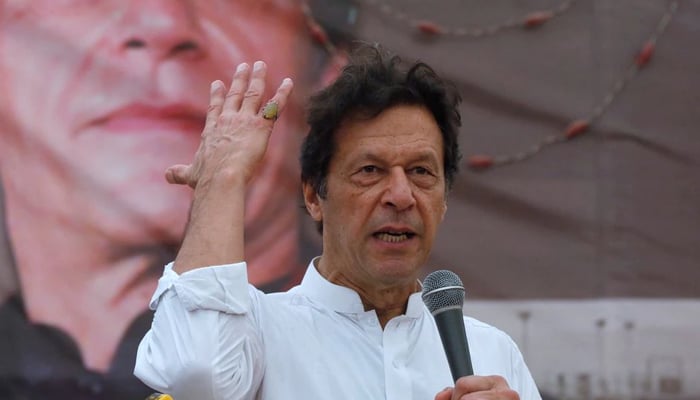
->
[[261, 101, 279, 121]]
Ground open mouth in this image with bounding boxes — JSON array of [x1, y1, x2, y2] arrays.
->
[[374, 231, 416, 243]]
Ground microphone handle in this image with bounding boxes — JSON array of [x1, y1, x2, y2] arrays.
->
[[434, 308, 474, 381]]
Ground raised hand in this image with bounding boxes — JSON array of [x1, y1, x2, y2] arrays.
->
[[165, 60, 294, 189], [168, 61, 294, 273]]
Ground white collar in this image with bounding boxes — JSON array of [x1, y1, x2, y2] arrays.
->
[[296, 257, 426, 318]]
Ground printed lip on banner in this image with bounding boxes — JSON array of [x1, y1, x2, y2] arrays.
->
[[85, 102, 206, 136]]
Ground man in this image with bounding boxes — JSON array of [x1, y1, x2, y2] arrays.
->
[[135, 44, 541, 400], [0, 0, 337, 398]]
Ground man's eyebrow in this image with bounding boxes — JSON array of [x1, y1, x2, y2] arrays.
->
[[402, 149, 442, 166], [410, 152, 441, 163], [350, 150, 440, 165]]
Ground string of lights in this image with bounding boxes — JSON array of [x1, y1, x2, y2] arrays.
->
[[301, 0, 680, 171], [360, 0, 577, 37]]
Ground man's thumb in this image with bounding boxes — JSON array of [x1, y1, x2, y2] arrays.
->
[[165, 164, 192, 187]]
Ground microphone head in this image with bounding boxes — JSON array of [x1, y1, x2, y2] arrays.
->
[[421, 269, 465, 314]]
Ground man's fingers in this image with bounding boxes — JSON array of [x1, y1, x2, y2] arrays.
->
[[222, 63, 251, 113], [452, 376, 519, 400], [434, 387, 452, 400], [454, 375, 507, 393], [165, 164, 192, 187], [203, 80, 225, 137], [259, 77, 294, 122], [457, 388, 520, 400], [265, 77, 293, 117], [240, 60, 267, 114]]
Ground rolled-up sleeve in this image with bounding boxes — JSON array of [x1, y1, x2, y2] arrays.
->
[[134, 262, 264, 400]]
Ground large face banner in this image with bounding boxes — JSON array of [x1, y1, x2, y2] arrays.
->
[[0, 1, 312, 398], [1, 1, 698, 399]]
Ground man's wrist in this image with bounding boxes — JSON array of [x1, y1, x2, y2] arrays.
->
[[174, 171, 247, 273]]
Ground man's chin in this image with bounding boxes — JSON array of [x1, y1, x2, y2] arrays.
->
[[371, 259, 423, 285]]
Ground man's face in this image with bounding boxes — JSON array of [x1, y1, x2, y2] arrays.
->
[[0, 0, 307, 245], [307, 105, 447, 287]]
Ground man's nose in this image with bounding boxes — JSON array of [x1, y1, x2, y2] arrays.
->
[[381, 168, 416, 211], [110, 0, 204, 61]]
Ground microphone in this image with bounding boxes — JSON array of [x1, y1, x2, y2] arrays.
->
[[422, 269, 474, 381]]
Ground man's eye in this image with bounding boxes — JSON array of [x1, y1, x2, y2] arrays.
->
[[361, 165, 378, 173], [413, 167, 430, 175]]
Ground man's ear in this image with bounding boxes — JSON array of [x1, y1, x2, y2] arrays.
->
[[302, 182, 323, 222]]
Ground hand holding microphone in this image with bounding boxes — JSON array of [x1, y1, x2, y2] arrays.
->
[[434, 375, 520, 400], [424, 270, 520, 400]]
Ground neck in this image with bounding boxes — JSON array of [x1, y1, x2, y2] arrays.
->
[[317, 258, 420, 328], [5, 196, 162, 373], [363, 285, 419, 328]]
